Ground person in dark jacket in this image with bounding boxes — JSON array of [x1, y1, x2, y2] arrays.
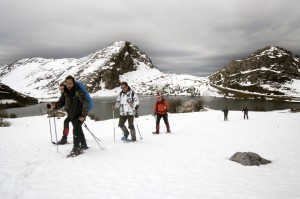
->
[[51, 75, 89, 156], [56, 82, 71, 145], [153, 93, 170, 134], [222, 107, 229, 121], [242, 107, 249, 120]]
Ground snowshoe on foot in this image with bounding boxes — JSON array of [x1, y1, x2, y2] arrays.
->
[[56, 136, 68, 145], [121, 136, 132, 142], [67, 147, 83, 157], [80, 145, 89, 150]]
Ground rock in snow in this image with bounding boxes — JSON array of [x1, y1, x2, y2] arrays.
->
[[230, 152, 271, 166]]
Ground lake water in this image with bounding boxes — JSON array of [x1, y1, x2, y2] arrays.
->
[[4, 96, 300, 120]]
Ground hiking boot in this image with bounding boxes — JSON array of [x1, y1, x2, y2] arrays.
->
[[121, 131, 129, 140], [166, 129, 171, 133], [57, 136, 67, 145], [130, 129, 136, 141], [80, 145, 89, 150]]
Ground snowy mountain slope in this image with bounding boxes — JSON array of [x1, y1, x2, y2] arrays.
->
[[0, 110, 299, 199], [0, 41, 161, 99], [0, 41, 217, 100], [209, 46, 300, 98], [1, 43, 300, 101]]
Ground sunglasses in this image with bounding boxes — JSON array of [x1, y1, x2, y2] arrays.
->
[[121, 86, 127, 89]]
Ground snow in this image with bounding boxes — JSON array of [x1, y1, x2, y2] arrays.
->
[[0, 99, 17, 104], [1, 110, 300, 199]]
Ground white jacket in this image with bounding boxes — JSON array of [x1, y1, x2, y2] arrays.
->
[[115, 89, 139, 116]]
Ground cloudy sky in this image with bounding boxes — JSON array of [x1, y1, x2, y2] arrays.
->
[[1, 0, 300, 75]]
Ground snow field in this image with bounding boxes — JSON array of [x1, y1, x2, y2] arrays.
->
[[0, 110, 299, 199]]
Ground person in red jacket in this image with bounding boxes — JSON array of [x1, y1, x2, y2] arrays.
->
[[153, 93, 171, 134]]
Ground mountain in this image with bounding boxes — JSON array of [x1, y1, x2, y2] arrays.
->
[[0, 41, 160, 99], [0, 83, 38, 109], [0, 41, 216, 99], [209, 46, 300, 100], [1, 43, 299, 101]]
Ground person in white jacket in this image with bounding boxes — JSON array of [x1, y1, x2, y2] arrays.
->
[[112, 82, 139, 142]]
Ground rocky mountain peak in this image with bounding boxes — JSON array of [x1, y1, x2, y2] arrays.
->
[[0, 41, 158, 98], [76, 41, 157, 92], [209, 46, 300, 97]]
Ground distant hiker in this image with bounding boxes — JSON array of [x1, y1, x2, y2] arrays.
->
[[112, 82, 139, 142], [153, 93, 170, 134], [51, 75, 89, 156], [55, 82, 71, 145], [242, 107, 249, 120], [222, 108, 229, 121]]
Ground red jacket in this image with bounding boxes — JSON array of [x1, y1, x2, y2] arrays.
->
[[153, 98, 169, 115]]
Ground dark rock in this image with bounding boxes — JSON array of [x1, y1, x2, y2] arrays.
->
[[0, 83, 38, 109], [230, 152, 271, 166], [209, 46, 300, 98], [78, 41, 156, 92], [177, 99, 204, 113]]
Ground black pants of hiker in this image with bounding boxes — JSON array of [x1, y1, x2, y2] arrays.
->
[[156, 113, 170, 130], [71, 118, 87, 148], [244, 113, 248, 119], [224, 114, 228, 121]]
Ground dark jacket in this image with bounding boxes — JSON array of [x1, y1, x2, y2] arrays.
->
[[56, 85, 89, 119], [242, 108, 248, 113], [222, 108, 229, 116]]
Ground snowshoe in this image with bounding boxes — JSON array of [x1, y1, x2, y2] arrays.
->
[[121, 136, 132, 142], [67, 147, 83, 158], [52, 141, 70, 145], [152, 131, 160, 134], [53, 136, 68, 145], [80, 145, 89, 150]]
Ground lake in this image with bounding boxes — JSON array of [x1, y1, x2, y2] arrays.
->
[[4, 95, 300, 120]]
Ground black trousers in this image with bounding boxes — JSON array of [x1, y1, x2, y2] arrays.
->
[[71, 118, 87, 148], [156, 113, 169, 128], [224, 114, 228, 121]]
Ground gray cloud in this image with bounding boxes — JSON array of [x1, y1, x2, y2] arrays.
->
[[1, 0, 300, 75]]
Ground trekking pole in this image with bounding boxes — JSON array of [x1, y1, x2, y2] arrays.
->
[[135, 116, 142, 140], [48, 111, 53, 143], [113, 110, 115, 142], [53, 112, 59, 152], [83, 122, 104, 150]]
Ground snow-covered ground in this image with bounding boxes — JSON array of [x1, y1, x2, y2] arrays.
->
[[0, 110, 299, 199]]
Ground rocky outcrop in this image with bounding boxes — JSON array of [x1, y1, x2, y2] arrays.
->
[[209, 46, 300, 97], [230, 152, 271, 166], [177, 99, 205, 113], [78, 41, 157, 91]]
